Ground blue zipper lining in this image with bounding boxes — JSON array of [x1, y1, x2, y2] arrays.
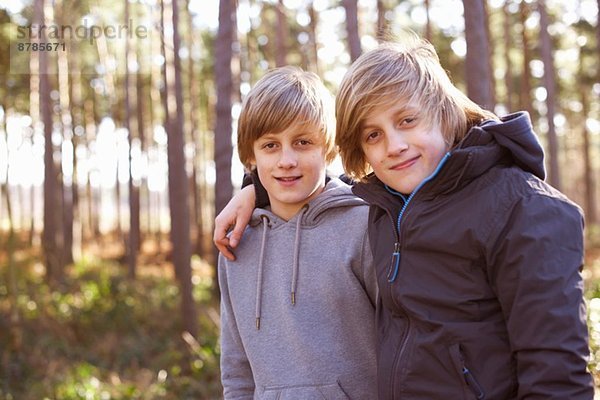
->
[[385, 152, 451, 282]]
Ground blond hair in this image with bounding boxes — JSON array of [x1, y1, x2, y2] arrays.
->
[[237, 66, 336, 169], [336, 35, 497, 180]]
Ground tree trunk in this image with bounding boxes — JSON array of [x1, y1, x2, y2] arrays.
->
[[125, 0, 139, 279], [214, 0, 235, 225], [502, 0, 515, 112], [38, 0, 62, 283], [462, 0, 494, 110], [56, 0, 75, 265], [135, 6, 146, 253], [578, 43, 597, 224], [185, 0, 204, 258], [537, 1, 560, 190], [166, 0, 197, 337], [275, 0, 287, 67], [424, 0, 432, 42], [308, 2, 321, 77], [518, 0, 533, 117], [343, 0, 361, 62]]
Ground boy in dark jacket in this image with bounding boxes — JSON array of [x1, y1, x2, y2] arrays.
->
[[215, 36, 594, 399]]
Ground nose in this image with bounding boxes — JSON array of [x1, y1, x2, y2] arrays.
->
[[387, 130, 408, 157], [277, 147, 298, 168]]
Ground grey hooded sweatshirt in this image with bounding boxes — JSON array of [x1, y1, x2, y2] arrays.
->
[[218, 178, 378, 400]]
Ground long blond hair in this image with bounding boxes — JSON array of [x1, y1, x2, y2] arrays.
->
[[336, 35, 497, 180]]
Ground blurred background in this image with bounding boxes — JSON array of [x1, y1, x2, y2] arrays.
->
[[0, 0, 599, 398]]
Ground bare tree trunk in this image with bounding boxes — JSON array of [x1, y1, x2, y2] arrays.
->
[[462, 0, 494, 110], [214, 0, 235, 225], [160, 0, 174, 274], [578, 43, 597, 224], [185, 0, 205, 258], [275, 0, 287, 66], [56, 0, 75, 265], [308, 1, 321, 77], [519, 0, 533, 117], [38, 0, 62, 283], [537, 1, 560, 190], [503, 0, 515, 112], [597, 0, 600, 65], [424, 0, 432, 42], [482, 0, 496, 110], [165, 0, 197, 337], [135, 3, 146, 253], [84, 97, 99, 240], [343, 0, 362, 62], [125, 0, 139, 279]]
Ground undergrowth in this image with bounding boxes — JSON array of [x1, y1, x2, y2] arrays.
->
[[0, 236, 222, 400]]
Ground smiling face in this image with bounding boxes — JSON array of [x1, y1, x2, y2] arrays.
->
[[360, 101, 449, 195], [252, 122, 327, 221]]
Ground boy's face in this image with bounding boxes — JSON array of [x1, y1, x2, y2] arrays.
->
[[252, 122, 327, 221], [360, 101, 448, 194]]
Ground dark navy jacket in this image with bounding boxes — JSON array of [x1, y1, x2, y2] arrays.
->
[[353, 112, 594, 399]]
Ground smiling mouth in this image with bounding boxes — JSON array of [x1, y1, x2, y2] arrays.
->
[[390, 156, 419, 170], [275, 176, 302, 182]]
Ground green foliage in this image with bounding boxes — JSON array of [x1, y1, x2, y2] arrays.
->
[[0, 246, 222, 400]]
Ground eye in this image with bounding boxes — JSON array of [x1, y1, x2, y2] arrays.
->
[[365, 130, 381, 143], [297, 139, 312, 146], [262, 142, 277, 150], [398, 116, 417, 127]]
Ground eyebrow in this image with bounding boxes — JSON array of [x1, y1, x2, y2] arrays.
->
[[361, 106, 419, 132]]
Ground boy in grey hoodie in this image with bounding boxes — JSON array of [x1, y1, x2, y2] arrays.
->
[[217, 66, 378, 399]]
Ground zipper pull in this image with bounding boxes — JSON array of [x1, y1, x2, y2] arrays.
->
[[387, 242, 401, 283], [462, 367, 485, 399]]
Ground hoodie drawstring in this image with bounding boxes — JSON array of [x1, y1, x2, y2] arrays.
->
[[290, 207, 306, 305], [255, 215, 270, 330], [255, 206, 308, 330]]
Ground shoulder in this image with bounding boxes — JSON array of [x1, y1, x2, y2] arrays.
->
[[482, 167, 584, 243], [490, 166, 581, 214]]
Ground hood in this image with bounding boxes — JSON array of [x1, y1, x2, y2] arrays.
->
[[470, 111, 545, 180], [248, 177, 366, 330], [419, 111, 545, 198]]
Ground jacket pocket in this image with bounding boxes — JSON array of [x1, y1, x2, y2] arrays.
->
[[449, 343, 485, 400], [260, 381, 350, 400]]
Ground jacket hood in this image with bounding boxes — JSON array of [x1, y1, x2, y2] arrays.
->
[[468, 111, 545, 180]]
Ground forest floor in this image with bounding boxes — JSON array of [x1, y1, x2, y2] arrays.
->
[[1, 231, 600, 399], [0, 232, 223, 400]]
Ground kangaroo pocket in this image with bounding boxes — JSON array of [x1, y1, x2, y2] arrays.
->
[[259, 381, 350, 400]]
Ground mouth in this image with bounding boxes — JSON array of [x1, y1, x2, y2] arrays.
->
[[275, 176, 302, 183], [390, 156, 420, 170]]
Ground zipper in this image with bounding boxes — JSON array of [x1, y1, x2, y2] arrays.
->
[[383, 152, 451, 399], [386, 152, 451, 283]]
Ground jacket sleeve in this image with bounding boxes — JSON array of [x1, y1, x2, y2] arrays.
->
[[218, 254, 255, 399], [487, 194, 594, 399]]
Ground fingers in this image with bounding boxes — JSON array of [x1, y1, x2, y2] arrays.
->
[[213, 216, 236, 261], [228, 220, 245, 248], [216, 238, 236, 261]]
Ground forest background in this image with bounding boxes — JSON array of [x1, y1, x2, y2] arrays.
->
[[0, 0, 599, 398]]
